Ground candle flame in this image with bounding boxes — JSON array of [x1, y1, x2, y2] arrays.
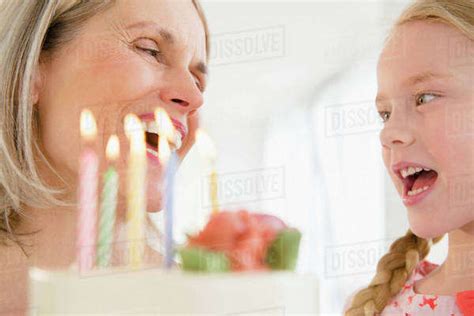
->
[[106, 135, 120, 161], [80, 109, 97, 141], [195, 129, 217, 161], [158, 134, 171, 164], [124, 114, 145, 155], [154, 108, 176, 141], [124, 114, 143, 139]]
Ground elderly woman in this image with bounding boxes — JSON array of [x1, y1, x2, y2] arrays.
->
[[0, 0, 209, 312]]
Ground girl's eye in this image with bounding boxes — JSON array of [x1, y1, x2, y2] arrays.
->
[[416, 93, 437, 106], [378, 111, 391, 123]]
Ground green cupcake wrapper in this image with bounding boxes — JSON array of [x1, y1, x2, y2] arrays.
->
[[180, 228, 301, 272], [179, 247, 231, 272]]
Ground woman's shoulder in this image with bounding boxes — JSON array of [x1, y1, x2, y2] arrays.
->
[[0, 243, 29, 315], [0, 241, 29, 269]]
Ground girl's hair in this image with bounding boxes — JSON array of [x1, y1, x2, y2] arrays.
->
[[346, 1, 474, 315], [0, 0, 209, 247]]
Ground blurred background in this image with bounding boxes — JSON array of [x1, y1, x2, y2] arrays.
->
[[150, 1, 449, 314]]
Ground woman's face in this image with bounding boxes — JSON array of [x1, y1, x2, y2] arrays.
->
[[37, 0, 207, 213], [377, 21, 474, 238]]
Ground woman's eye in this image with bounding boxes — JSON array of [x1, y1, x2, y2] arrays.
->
[[135, 38, 162, 61], [378, 111, 391, 123], [137, 46, 162, 60], [194, 78, 204, 92], [139, 47, 160, 58], [416, 93, 437, 106]]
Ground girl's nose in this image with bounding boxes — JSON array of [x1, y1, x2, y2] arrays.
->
[[379, 110, 415, 149], [159, 69, 204, 113]]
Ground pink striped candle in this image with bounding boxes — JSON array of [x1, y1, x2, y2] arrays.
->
[[77, 109, 99, 272]]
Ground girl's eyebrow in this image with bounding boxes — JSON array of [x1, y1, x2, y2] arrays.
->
[[404, 71, 452, 86], [376, 71, 453, 105], [375, 94, 387, 107]]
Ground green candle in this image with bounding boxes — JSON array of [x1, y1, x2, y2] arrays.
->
[[97, 136, 120, 268]]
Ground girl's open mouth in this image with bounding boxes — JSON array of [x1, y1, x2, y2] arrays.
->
[[393, 163, 439, 206]]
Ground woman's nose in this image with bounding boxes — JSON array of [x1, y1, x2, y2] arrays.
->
[[379, 110, 415, 149], [159, 69, 204, 113]]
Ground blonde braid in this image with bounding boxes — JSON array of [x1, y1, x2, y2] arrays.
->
[[345, 230, 443, 316]]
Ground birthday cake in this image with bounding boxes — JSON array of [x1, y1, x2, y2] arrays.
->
[[29, 211, 319, 315]]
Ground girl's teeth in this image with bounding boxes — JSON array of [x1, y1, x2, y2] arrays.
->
[[407, 186, 429, 196], [401, 169, 408, 178], [401, 166, 431, 179]]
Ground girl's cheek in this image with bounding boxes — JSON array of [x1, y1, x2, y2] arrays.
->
[[426, 106, 474, 175]]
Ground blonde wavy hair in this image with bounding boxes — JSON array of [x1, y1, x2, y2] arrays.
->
[[0, 0, 209, 248], [345, 1, 474, 315]]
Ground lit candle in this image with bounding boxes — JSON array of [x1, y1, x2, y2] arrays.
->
[[195, 129, 219, 214], [96, 135, 120, 268], [155, 108, 178, 269], [78, 109, 99, 272], [124, 114, 147, 268]]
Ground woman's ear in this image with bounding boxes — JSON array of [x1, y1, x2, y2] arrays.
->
[[31, 63, 44, 106]]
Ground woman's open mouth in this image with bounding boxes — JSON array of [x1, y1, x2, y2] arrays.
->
[[139, 118, 184, 164], [393, 162, 439, 206]]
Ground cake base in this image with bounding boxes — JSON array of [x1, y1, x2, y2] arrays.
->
[[29, 267, 318, 315]]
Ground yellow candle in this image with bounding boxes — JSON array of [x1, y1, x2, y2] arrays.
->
[[195, 129, 219, 214], [124, 114, 147, 268]]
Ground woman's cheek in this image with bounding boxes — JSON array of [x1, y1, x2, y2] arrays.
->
[[80, 52, 159, 105]]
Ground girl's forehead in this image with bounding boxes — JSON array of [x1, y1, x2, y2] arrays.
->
[[377, 21, 471, 86]]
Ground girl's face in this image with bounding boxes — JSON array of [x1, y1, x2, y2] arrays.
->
[[377, 21, 474, 238], [37, 0, 207, 214]]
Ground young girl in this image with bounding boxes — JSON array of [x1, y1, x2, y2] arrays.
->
[[345, 1, 474, 315], [0, 0, 208, 313]]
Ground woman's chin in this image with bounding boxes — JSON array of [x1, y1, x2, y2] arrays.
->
[[146, 162, 164, 213]]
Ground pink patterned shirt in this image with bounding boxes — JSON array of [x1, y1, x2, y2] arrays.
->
[[381, 260, 463, 315]]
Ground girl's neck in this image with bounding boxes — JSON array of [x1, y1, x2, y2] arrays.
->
[[416, 221, 474, 295], [443, 221, 474, 283]]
